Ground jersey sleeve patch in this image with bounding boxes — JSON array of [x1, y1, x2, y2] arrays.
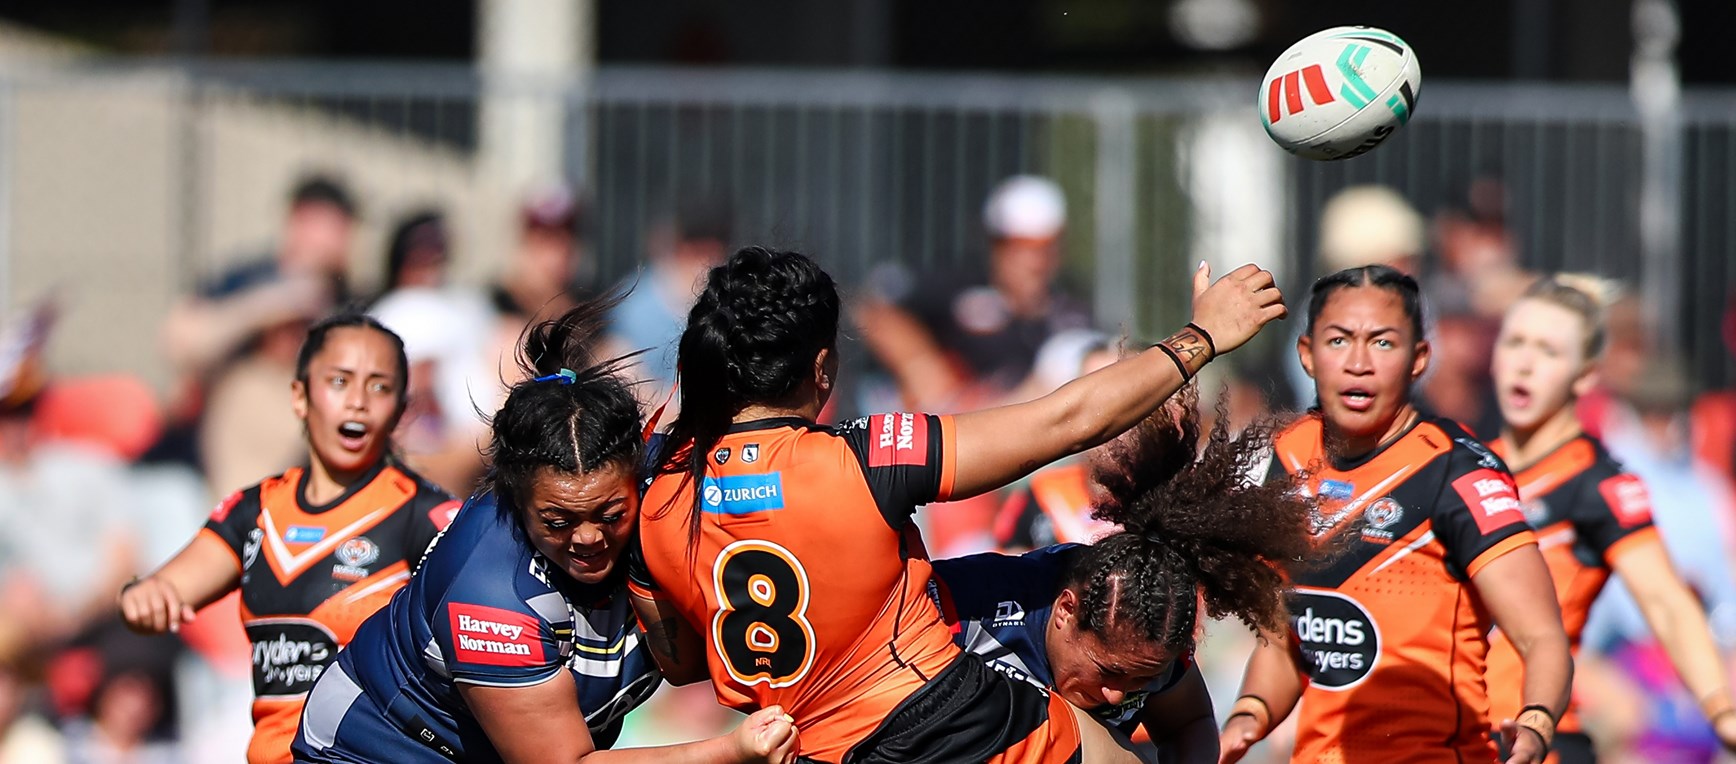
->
[[448, 603, 546, 668], [210, 490, 243, 523], [1597, 474, 1654, 528], [1452, 469, 1526, 535], [867, 412, 929, 467]]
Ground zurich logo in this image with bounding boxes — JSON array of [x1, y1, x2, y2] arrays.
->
[[700, 473, 785, 515], [703, 485, 724, 507]]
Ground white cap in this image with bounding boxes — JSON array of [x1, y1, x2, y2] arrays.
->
[[1029, 329, 1112, 394], [984, 175, 1066, 241], [1318, 185, 1423, 272]]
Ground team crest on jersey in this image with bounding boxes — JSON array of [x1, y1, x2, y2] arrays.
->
[[992, 600, 1026, 626], [714, 447, 731, 465], [1360, 497, 1404, 543], [332, 536, 380, 582], [742, 444, 760, 463], [242, 528, 264, 571]]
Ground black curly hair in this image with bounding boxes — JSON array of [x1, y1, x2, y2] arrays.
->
[[656, 246, 841, 545], [485, 298, 645, 520], [1063, 387, 1321, 656]]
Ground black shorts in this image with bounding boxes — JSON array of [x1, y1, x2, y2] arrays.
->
[[835, 652, 1081, 764]]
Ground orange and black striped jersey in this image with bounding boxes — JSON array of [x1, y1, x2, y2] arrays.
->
[[635, 414, 969, 763], [1485, 434, 1656, 734], [200, 458, 457, 764], [1266, 414, 1537, 764]]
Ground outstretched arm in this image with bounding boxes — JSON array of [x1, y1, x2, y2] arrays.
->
[[951, 263, 1286, 499], [1616, 534, 1736, 750], [118, 531, 241, 634]]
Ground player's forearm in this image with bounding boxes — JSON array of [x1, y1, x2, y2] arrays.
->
[[1640, 579, 1736, 722], [580, 736, 740, 764], [1512, 627, 1573, 718], [1235, 634, 1304, 735]]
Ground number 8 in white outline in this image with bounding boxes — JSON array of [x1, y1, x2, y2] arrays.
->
[[710, 539, 818, 688]]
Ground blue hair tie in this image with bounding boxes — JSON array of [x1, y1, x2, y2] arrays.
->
[[532, 368, 577, 385]]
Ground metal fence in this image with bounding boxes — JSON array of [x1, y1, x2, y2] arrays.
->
[[0, 61, 1729, 401]]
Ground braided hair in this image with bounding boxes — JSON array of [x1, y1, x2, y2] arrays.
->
[[657, 246, 841, 546], [485, 298, 645, 520], [1063, 387, 1320, 656]]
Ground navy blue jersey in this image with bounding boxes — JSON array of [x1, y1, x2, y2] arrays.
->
[[928, 545, 1189, 737], [292, 492, 659, 763]]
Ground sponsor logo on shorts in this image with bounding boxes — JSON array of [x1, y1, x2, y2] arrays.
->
[[1452, 469, 1525, 535], [245, 619, 338, 698], [1599, 474, 1654, 528], [868, 413, 928, 467], [448, 603, 544, 667], [1290, 590, 1380, 690], [700, 473, 785, 514], [1361, 497, 1404, 543]]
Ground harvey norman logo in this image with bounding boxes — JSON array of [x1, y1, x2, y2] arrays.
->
[[701, 472, 785, 514], [449, 603, 542, 667]]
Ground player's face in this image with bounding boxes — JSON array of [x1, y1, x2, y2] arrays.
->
[[1493, 298, 1594, 434], [520, 463, 639, 585], [1048, 589, 1172, 711], [1299, 286, 1429, 444], [292, 327, 403, 477]]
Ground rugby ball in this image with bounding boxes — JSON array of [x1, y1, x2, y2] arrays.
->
[[1259, 26, 1421, 161]]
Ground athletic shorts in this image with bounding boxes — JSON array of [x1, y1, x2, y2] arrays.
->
[[836, 652, 1081, 764]]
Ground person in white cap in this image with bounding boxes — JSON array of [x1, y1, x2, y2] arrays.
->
[[859, 175, 1094, 412]]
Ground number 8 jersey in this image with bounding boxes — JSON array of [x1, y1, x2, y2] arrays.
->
[[634, 414, 965, 764]]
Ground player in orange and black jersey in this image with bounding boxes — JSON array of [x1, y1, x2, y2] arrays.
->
[[1221, 265, 1572, 764], [631, 247, 1288, 764], [120, 314, 457, 764], [1484, 274, 1736, 763]]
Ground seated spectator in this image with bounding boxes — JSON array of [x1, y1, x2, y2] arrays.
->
[[859, 175, 1093, 412]]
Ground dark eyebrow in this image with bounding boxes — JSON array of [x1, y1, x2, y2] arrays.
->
[[1323, 324, 1399, 337]]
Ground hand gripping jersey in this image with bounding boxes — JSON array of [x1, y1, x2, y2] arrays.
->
[[929, 545, 1191, 737], [992, 463, 1118, 551], [291, 491, 660, 763], [636, 414, 1081, 763], [201, 459, 456, 764], [1266, 415, 1537, 764], [1484, 434, 1658, 735]]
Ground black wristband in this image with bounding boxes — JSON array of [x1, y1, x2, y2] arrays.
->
[[1517, 724, 1550, 752], [1155, 342, 1192, 382], [1185, 322, 1217, 358]]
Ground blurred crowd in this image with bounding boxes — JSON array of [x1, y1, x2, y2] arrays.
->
[[0, 168, 1733, 763]]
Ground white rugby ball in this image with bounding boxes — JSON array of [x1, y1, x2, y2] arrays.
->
[[1259, 26, 1421, 161]]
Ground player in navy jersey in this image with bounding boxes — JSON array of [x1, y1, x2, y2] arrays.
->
[[292, 302, 799, 764], [120, 314, 456, 764], [929, 388, 1327, 764]]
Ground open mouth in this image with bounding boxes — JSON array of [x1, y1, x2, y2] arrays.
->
[[336, 421, 370, 450], [1339, 387, 1375, 413], [1505, 384, 1534, 410]]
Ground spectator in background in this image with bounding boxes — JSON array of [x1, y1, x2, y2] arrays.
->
[[489, 182, 590, 323], [368, 209, 496, 495], [858, 175, 1093, 412], [0, 303, 138, 649], [159, 174, 357, 496], [0, 637, 64, 764], [601, 196, 732, 413], [1689, 297, 1736, 483]]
